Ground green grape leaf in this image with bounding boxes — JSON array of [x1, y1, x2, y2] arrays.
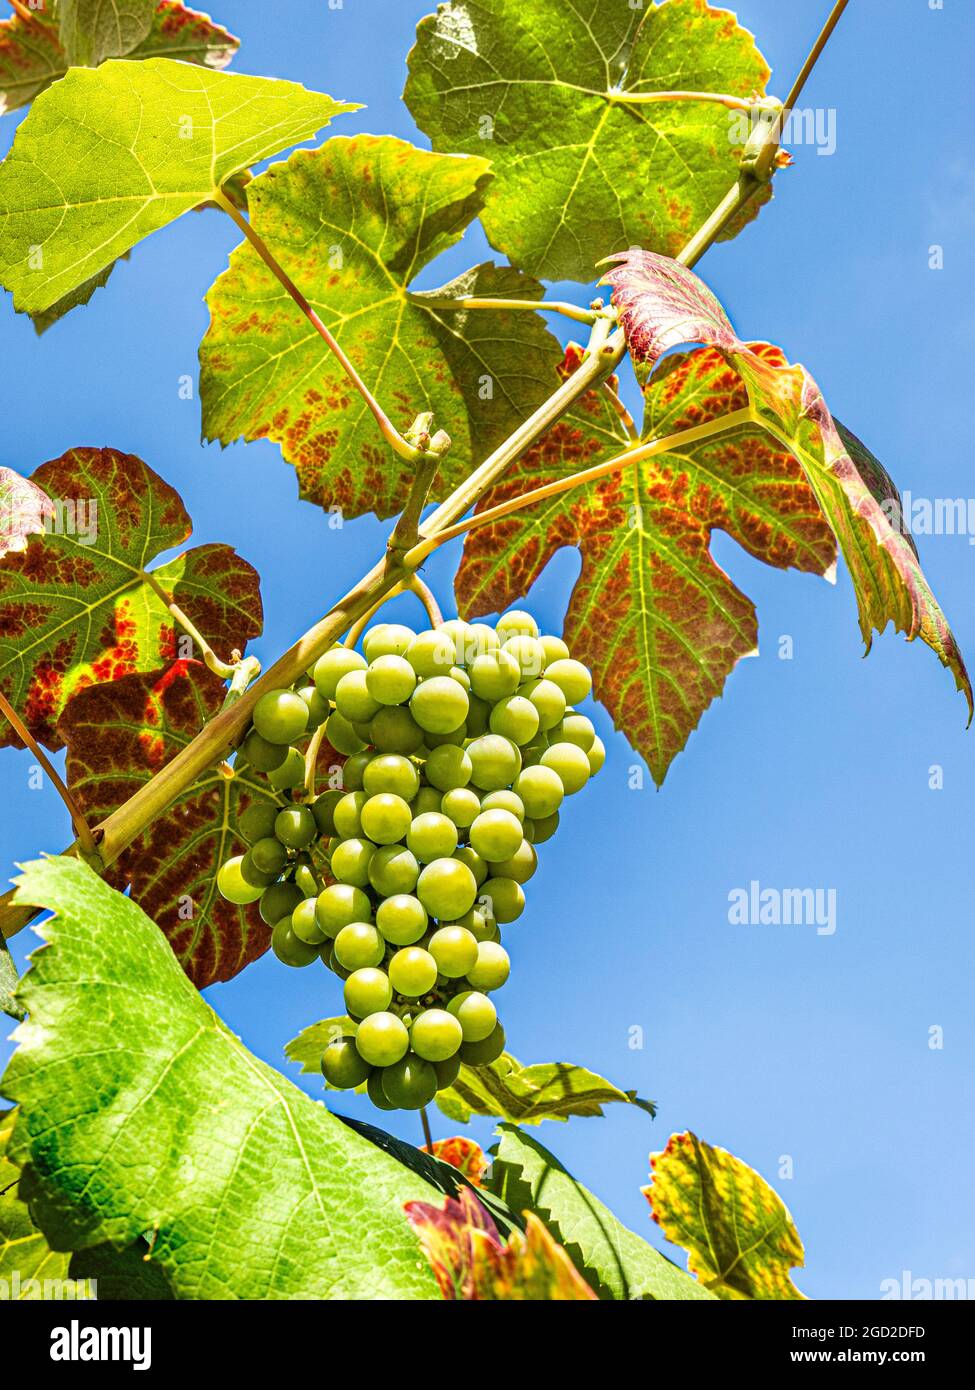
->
[[406, 1184, 596, 1300], [603, 249, 973, 721], [55, 0, 158, 67], [1, 1107, 73, 1295], [26, 254, 128, 335], [3, 856, 442, 1300], [57, 662, 281, 986], [455, 342, 837, 783], [434, 1048, 655, 1125], [645, 1130, 806, 1300], [0, 933, 22, 1021], [0, 446, 262, 750], [200, 134, 562, 520], [404, 0, 772, 282], [487, 1123, 714, 1301], [285, 1015, 356, 1071], [0, 57, 355, 314], [68, 1241, 174, 1300]]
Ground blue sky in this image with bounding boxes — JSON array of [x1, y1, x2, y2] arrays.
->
[[2, 0, 974, 1300]]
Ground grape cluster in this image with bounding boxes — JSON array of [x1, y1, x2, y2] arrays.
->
[[217, 609, 604, 1111]]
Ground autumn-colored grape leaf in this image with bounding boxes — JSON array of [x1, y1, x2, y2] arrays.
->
[[422, 1137, 489, 1188], [603, 249, 973, 719], [0, 447, 262, 750], [404, 0, 773, 282], [55, 0, 158, 67], [487, 1123, 714, 1300], [0, 464, 49, 557], [3, 857, 442, 1299], [455, 341, 837, 783], [434, 1048, 655, 1126], [0, 56, 354, 313], [645, 1130, 806, 1300], [57, 661, 281, 986], [405, 1184, 596, 1300], [200, 134, 562, 520]]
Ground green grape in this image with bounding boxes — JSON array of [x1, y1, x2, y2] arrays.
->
[[409, 1008, 463, 1062], [501, 634, 546, 679], [340, 750, 373, 791], [321, 1036, 371, 1090], [455, 846, 488, 887], [362, 753, 419, 801], [422, 724, 467, 749], [217, 855, 264, 905], [424, 743, 472, 792], [271, 918, 320, 967], [458, 1022, 506, 1065], [239, 851, 277, 889], [366, 654, 417, 706], [438, 618, 472, 662], [260, 880, 303, 926], [513, 765, 564, 818], [268, 747, 305, 791], [325, 710, 367, 756], [527, 810, 559, 844], [542, 658, 592, 704], [407, 811, 458, 863], [469, 649, 521, 702], [481, 877, 525, 925], [448, 664, 471, 691], [333, 922, 385, 970], [362, 623, 415, 661], [382, 1054, 438, 1109], [356, 1012, 410, 1067], [441, 787, 480, 830], [313, 645, 366, 700], [587, 736, 606, 775], [251, 836, 288, 876], [469, 809, 523, 862], [294, 862, 320, 898], [344, 967, 393, 1018], [369, 705, 425, 754], [540, 742, 590, 795], [241, 730, 288, 773], [539, 634, 570, 666], [411, 786, 443, 816], [368, 843, 419, 896], [321, 942, 350, 979], [351, 720, 375, 742], [316, 883, 371, 937], [489, 694, 540, 746], [360, 792, 412, 845], [237, 800, 279, 844], [465, 694, 491, 737], [433, 1054, 462, 1090], [297, 684, 330, 728], [467, 734, 522, 790], [490, 839, 537, 884], [410, 677, 468, 735], [291, 897, 326, 945], [479, 789, 525, 821], [329, 837, 376, 887], [252, 688, 309, 745], [388, 946, 438, 997], [428, 926, 478, 978], [417, 858, 478, 920], [518, 677, 566, 732], [496, 609, 539, 640], [406, 628, 455, 677], [366, 1068, 397, 1109], [334, 669, 382, 723], [463, 622, 501, 659], [333, 790, 369, 838], [466, 941, 510, 991], [446, 990, 497, 1042], [311, 788, 344, 837], [376, 893, 428, 945], [274, 805, 318, 849], [561, 712, 596, 751]]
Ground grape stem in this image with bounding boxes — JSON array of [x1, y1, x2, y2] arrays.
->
[[600, 379, 639, 442], [342, 581, 407, 650], [141, 570, 239, 681], [407, 577, 443, 629], [0, 692, 99, 860], [420, 1106, 434, 1151], [302, 723, 327, 802], [413, 293, 603, 327]]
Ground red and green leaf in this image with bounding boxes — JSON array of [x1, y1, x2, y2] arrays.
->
[[405, 1185, 596, 1301], [645, 1131, 806, 1300], [0, 465, 50, 558], [0, 447, 261, 749], [57, 661, 278, 986], [421, 1137, 489, 1188]]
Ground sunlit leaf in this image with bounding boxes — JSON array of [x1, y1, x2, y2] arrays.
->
[[0, 1108, 72, 1295], [422, 1137, 489, 1188], [56, 0, 158, 67], [434, 1047, 655, 1125]]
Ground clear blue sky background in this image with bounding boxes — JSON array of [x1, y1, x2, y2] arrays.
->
[[2, 0, 973, 1301]]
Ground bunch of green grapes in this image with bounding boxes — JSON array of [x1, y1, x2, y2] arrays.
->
[[217, 609, 605, 1111]]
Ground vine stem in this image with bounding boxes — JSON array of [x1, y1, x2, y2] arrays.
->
[[403, 408, 756, 565], [342, 581, 406, 650], [8, 0, 34, 22], [141, 570, 238, 680], [420, 1107, 434, 1151], [214, 191, 423, 465], [609, 90, 757, 111], [0, 692, 98, 858], [303, 722, 327, 801], [407, 576, 443, 628], [415, 294, 601, 326]]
